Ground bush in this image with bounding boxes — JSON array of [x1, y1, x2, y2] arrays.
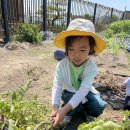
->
[[15, 23, 42, 44], [0, 80, 51, 129], [105, 20, 130, 38], [78, 114, 130, 130], [97, 20, 130, 55]]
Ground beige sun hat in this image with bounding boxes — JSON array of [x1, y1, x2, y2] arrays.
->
[[54, 18, 106, 54]]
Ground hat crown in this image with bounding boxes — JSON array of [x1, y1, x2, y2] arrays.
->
[[67, 18, 95, 34], [54, 18, 106, 53]]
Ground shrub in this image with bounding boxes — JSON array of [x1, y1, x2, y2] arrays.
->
[[78, 115, 130, 130], [15, 23, 42, 44], [97, 20, 130, 55], [0, 80, 51, 129], [105, 20, 130, 38]]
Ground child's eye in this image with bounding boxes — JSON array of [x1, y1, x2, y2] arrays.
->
[[69, 48, 74, 50], [80, 50, 86, 52]]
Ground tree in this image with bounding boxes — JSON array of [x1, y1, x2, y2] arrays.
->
[[84, 14, 92, 21], [38, 0, 67, 26], [71, 14, 92, 21], [95, 14, 119, 32]]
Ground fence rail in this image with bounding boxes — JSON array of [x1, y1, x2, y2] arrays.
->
[[0, 0, 129, 43]]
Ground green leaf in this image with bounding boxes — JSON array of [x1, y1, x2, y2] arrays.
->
[[8, 119, 17, 130], [10, 105, 14, 113]]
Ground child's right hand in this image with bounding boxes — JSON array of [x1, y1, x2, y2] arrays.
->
[[50, 109, 58, 117], [49, 105, 59, 123], [51, 105, 59, 117]]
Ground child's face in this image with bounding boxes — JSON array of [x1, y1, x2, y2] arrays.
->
[[68, 37, 90, 66]]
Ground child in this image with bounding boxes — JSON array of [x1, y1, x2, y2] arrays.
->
[[124, 77, 130, 110], [51, 18, 107, 127]]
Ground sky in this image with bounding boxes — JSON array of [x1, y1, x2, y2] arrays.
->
[[88, 0, 130, 11]]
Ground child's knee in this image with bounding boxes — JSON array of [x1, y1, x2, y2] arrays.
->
[[94, 105, 106, 117], [87, 103, 106, 117], [84, 99, 107, 117]]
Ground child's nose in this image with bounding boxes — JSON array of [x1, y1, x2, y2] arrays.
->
[[75, 53, 80, 58]]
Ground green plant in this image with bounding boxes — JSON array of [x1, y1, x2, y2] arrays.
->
[[97, 21, 129, 55], [0, 80, 51, 130], [78, 117, 130, 130], [105, 38, 120, 55], [105, 20, 130, 38], [15, 23, 42, 44]]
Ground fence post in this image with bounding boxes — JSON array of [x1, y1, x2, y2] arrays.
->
[[43, 0, 47, 40], [67, 0, 71, 28], [110, 8, 113, 22], [93, 3, 97, 25], [124, 11, 126, 20], [121, 12, 125, 20], [1, 0, 10, 43]]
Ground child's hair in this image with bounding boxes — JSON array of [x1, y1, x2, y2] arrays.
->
[[65, 36, 96, 56]]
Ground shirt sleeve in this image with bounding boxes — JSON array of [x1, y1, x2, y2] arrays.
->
[[68, 67, 98, 109], [52, 61, 64, 106]]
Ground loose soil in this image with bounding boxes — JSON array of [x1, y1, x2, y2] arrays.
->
[[0, 41, 130, 124]]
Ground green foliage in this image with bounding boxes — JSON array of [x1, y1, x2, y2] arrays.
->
[[102, 15, 118, 25], [98, 20, 130, 55], [95, 15, 119, 32], [72, 14, 92, 21], [105, 20, 130, 38], [38, 0, 66, 27], [0, 80, 50, 130], [120, 111, 130, 130], [78, 119, 128, 130], [78, 110, 130, 130], [84, 14, 92, 21], [15, 23, 42, 44]]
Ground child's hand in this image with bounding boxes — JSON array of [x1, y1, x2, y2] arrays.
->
[[51, 105, 59, 116], [53, 103, 72, 127], [50, 105, 59, 123], [51, 109, 58, 117], [53, 107, 66, 127]]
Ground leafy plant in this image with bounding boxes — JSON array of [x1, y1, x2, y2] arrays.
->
[[14, 23, 42, 44], [105, 20, 130, 38], [78, 117, 130, 130], [109, 20, 130, 34], [0, 80, 51, 130], [98, 20, 129, 55], [105, 33, 129, 55]]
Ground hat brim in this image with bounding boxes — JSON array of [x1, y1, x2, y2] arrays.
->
[[54, 30, 106, 54]]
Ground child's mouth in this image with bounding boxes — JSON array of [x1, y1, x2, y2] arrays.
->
[[73, 59, 81, 65]]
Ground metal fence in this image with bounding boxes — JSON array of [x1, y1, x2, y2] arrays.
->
[[0, 0, 128, 43]]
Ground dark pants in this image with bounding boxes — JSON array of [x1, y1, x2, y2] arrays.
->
[[61, 90, 107, 117]]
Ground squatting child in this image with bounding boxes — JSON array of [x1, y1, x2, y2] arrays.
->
[[51, 18, 107, 127]]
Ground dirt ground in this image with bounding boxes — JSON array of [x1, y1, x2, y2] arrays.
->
[[0, 41, 130, 123]]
